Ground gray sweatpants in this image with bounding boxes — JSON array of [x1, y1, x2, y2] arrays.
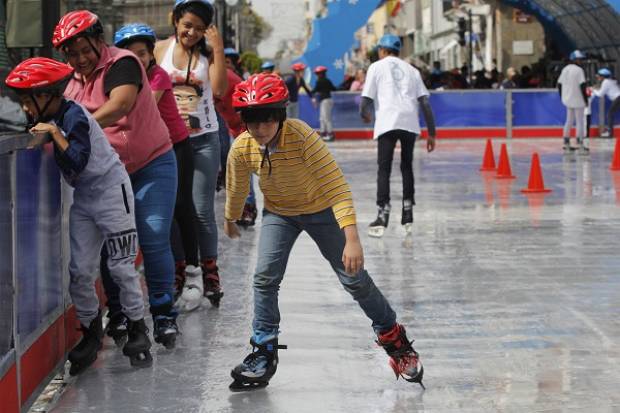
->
[[319, 98, 334, 134], [69, 179, 144, 326]]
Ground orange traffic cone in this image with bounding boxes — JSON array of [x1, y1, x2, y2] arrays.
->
[[479, 139, 496, 171], [494, 143, 516, 179], [521, 152, 551, 193], [610, 137, 620, 171]]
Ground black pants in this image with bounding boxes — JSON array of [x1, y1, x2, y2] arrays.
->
[[608, 97, 620, 137], [376, 130, 417, 208], [171, 138, 199, 265]]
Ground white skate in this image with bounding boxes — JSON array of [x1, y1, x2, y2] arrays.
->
[[368, 225, 386, 238], [175, 265, 204, 312]]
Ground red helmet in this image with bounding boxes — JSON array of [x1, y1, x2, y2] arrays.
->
[[291, 62, 306, 71], [5, 57, 74, 92], [314, 65, 327, 74], [232, 73, 289, 110], [53, 10, 103, 48]]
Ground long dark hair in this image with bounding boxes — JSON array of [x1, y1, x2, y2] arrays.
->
[[173, 2, 213, 59]]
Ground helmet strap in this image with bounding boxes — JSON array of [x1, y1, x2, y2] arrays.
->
[[85, 37, 101, 60], [29, 93, 55, 125]]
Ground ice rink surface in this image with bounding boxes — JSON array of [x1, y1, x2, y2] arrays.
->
[[51, 138, 620, 413]]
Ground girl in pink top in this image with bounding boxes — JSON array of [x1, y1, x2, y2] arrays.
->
[[115, 23, 200, 306]]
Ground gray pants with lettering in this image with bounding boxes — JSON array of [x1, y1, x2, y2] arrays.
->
[[69, 179, 145, 326]]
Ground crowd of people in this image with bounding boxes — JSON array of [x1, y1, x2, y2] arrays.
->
[[5, 0, 431, 393]]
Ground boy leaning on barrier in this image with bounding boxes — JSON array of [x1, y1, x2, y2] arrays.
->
[[5, 58, 152, 374]]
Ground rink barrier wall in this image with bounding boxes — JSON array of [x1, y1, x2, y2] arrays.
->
[[298, 89, 617, 139], [0, 133, 83, 413]]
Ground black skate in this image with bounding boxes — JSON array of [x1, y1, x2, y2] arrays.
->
[[229, 337, 287, 392], [105, 311, 128, 347], [563, 138, 577, 154], [377, 324, 424, 389], [153, 315, 179, 350], [68, 312, 103, 375], [236, 203, 258, 227], [401, 207, 413, 234], [122, 318, 153, 368], [202, 260, 224, 308], [368, 204, 390, 238]]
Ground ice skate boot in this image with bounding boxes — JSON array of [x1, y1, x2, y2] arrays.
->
[[151, 293, 179, 349], [229, 336, 287, 392], [577, 138, 590, 155], [68, 311, 103, 375], [105, 311, 128, 347], [122, 318, 153, 368], [377, 324, 424, 389], [563, 138, 577, 154], [236, 203, 258, 227], [401, 200, 413, 234], [600, 129, 611, 138], [368, 204, 390, 238], [174, 261, 186, 301], [322, 133, 335, 142], [175, 264, 203, 312], [202, 259, 224, 307]]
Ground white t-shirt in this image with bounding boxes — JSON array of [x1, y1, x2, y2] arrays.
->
[[557, 64, 586, 108], [362, 56, 429, 139], [594, 78, 620, 101]]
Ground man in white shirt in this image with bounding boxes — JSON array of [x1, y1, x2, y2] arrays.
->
[[360, 34, 436, 238], [557, 50, 589, 153], [593, 68, 620, 138]]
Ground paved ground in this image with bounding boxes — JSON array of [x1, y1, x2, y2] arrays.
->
[[50, 138, 620, 413]]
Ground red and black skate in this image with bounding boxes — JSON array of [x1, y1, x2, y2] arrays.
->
[[202, 259, 224, 307], [236, 203, 257, 227], [377, 323, 425, 389]]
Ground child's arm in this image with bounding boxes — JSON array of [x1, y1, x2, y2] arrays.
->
[[224, 141, 251, 238], [342, 224, 364, 276], [30, 120, 90, 174]]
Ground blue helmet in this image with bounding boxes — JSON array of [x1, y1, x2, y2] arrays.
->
[[377, 34, 401, 52], [224, 48, 239, 58], [114, 23, 156, 48], [569, 50, 586, 61], [598, 68, 612, 77], [261, 61, 275, 71]]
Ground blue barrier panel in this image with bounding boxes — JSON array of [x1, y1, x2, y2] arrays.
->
[[0, 153, 13, 358], [513, 91, 565, 126], [16, 147, 63, 341], [299, 91, 506, 130], [429, 92, 506, 127]]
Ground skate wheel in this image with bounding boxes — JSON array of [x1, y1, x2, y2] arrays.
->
[[129, 350, 153, 368], [368, 226, 385, 238]]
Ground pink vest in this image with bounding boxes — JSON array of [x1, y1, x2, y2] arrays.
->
[[65, 46, 171, 174]]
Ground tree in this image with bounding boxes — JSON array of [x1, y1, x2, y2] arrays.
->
[[240, 51, 262, 74]]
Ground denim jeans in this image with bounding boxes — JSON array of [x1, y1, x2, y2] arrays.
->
[[252, 208, 397, 338], [102, 150, 178, 313], [191, 131, 220, 260]]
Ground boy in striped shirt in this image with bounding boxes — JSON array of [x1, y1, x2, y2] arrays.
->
[[224, 73, 424, 392]]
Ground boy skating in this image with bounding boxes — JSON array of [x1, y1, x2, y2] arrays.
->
[[224, 73, 424, 391]]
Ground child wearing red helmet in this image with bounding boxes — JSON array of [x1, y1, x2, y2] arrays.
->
[[284, 62, 312, 119], [5, 57, 152, 374], [224, 73, 424, 391], [311, 65, 337, 141]]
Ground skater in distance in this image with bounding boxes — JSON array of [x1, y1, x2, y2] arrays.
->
[[224, 72, 424, 391], [360, 34, 437, 238]]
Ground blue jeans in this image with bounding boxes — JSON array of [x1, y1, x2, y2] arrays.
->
[[191, 132, 220, 260], [252, 208, 397, 338], [102, 150, 178, 313]]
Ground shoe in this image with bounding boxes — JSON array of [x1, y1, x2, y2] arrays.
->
[[229, 336, 287, 392], [202, 259, 224, 307], [600, 130, 611, 138], [322, 133, 335, 142], [175, 265, 204, 312], [377, 324, 424, 389], [368, 204, 390, 238], [236, 203, 257, 227]]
